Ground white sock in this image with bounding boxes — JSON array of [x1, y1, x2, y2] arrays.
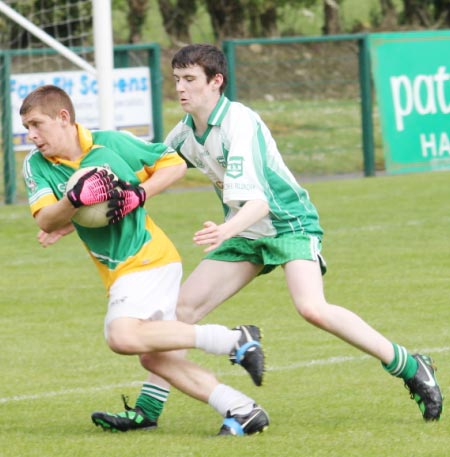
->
[[208, 383, 254, 417], [194, 324, 240, 354]]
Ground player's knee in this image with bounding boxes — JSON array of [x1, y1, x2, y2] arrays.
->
[[107, 328, 139, 354], [176, 299, 197, 324], [177, 291, 213, 324], [139, 353, 160, 372], [296, 301, 327, 327], [176, 306, 189, 323]]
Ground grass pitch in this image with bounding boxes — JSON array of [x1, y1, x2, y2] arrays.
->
[[1, 170, 449, 456]]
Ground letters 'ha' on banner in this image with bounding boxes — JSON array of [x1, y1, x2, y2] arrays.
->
[[369, 31, 450, 174]]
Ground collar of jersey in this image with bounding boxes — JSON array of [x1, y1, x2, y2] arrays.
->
[[183, 95, 231, 130]]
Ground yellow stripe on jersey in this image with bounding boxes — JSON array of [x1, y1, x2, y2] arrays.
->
[[137, 152, 186, 182], [30, 193, 58, 216], [87, 215, 182, 291]]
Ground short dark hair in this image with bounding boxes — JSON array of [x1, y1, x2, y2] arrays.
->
[[171, 44, 228, 94], [20, 84, 76, 122]]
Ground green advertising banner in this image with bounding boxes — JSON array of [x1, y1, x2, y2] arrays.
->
[[369, 31, 450, 174]]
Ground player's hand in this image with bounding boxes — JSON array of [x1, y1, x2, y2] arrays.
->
[[37, 229, 64, 247], [67, 168, 117, 208], [193, 221, 228, 252], [37, 223, 75, 247], [106, 179, 146, 224]]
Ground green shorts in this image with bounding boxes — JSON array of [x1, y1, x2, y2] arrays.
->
[[205, 232, 327, 275]]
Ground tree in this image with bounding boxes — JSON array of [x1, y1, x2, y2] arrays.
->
[[401, 0, 432, 26], [434, 0, 450, 27], [157, 0, 197, 46], [248, 0, 278, 37], [400, 0, 450, 28], [378, 0, 398, 28], [204, 0, 247, 41], [206, 0, 318, 41], [127, 0, 149, 43], [322, 0, 341, 35], [259, 4, 278, 36]]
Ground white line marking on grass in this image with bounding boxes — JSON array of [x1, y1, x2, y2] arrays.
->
[[332, 216, 450, 235], [2, 346, 449, 404], [266, 345, 450, 371], [0, 382, 143, 404]]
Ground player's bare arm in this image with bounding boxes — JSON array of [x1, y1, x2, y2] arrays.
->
[[34, 196, 78, 233], [106, 161, 187, 225], [194, 199, 269, 252], [140, 161, 187, 198]]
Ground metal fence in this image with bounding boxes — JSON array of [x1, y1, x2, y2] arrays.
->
[[222, 34, 376, 180], [1, 35, 380, 204], [0, 43, 162, 204]]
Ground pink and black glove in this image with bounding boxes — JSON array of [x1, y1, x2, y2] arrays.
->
[[107, 180, 146, 224], [67, 168, 117, 208]]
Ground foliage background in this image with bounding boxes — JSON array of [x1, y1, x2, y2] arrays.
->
[[112, 0, 450, 46]]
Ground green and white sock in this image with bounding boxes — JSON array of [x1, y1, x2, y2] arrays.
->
[[135, 383, 170, 421], [382, 343, 418, 381]]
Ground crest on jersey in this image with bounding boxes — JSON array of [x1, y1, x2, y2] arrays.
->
[[226, 156, 243, 179], [25, 176, 38, 194]]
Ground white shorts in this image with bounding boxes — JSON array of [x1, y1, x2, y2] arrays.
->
[[104, 262, 182, 338]]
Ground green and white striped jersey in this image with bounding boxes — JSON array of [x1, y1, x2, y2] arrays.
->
[[165, 95, 323, 240]]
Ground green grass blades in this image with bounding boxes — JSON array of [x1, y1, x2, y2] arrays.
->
[[1, 171, 449, 457]]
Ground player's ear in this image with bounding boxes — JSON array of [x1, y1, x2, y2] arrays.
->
[[59, 108, 72, 124], [212, 73, 224, 90]]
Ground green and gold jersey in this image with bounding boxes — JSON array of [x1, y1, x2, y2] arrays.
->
[[165, 95, 323, 240], [23, 124, 182, 290]]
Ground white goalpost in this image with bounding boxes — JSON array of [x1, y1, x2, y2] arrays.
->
[[1, 0, 164, 205], [0, 0, 115, 130], [92, 0, 115, 130]]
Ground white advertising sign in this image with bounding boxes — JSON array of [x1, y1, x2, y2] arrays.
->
[[11, 66, 153, 150]]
